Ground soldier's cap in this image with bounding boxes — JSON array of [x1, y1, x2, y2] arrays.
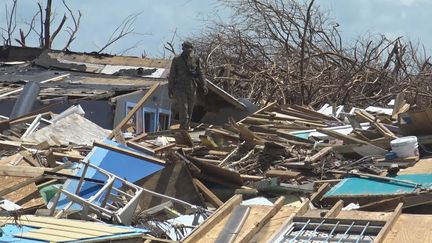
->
[[182, 41, 194, 49]]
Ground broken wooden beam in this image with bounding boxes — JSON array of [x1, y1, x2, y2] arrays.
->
[[93, 140, 165, 165], [193, 178, 223, 208], [236, 196, 285, 243], [265, 169, 301, 180], [108, 83, 160, 138], [324, 200, 343, 218], [0, 165, 47, 177], [183, 195, 242, 242], [0, 161, 72, 197], [374, 202, 403, 243], [126, 141, 155, 155]]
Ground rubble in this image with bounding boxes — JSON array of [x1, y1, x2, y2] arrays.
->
[[1, 47, 432, 242]]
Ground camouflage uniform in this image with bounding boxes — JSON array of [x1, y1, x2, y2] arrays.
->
[[168, 42, 207, 130]]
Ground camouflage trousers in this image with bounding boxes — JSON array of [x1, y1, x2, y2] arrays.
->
[[172, 88, 197, 130]]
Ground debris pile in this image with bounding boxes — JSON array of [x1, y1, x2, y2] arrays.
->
[[1, 48, 432, 242]]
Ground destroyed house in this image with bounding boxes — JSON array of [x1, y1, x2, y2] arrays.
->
[[0, 46, 249, 133]]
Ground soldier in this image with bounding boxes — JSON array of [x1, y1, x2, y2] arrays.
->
[[168, 41, 208, 130]]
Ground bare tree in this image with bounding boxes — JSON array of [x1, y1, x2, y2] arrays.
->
[[2, 0, 81, 50], [164, 29, 179, 56], [15, 12, 39, 47], [62, 0, 81, 51], [1, 0, 18, 46], [97, 12, 144, 54], [189, 0, 432, 108]]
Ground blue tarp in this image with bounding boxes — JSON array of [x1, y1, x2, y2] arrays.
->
[[0, 224, 40, 243], [0, 223, 148, 242], [53, 139, 164, 209], [324, 174, 432, 197]]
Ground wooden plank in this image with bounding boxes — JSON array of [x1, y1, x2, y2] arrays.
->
[[265, 169, 301, 180], [231, 118, 265, 145], [359, 197, 402, 212], [355, 110, 397, 139], [399, 157, 432, 174], [324, 200, 343, 218], [0, 162, 72, 197], [153, 143, 176, 153], [0, 165, 47, 177], [375, 202, 403, 243], [108, 83, 160, 138], [142, 236, 177, 243], [276, 108, 329, 123], [238, 102, 277, 124], [207, 127, 240, 140], [45, 149, 57, 168], [0, 140, 22, 149], [11, 112, 52, 126], [94, 140, 165, 165], [183, 194, 242, 243], [236, 196, 285, 243], [126, 141, 155, 155], [53, 151, 84, 162], [195, 205, 272, 243], [16, 231, 77, 242], [382, 214, 432, 243], [128, 132, 148, 142], [290, 104, 339, 121], [219, 147, 238, 166], [0, 153, 24, 166], [193, 178, 224, 208], [28, 228, 97, 239], [316, 128, 369, 145], [250, 205, 298, 242], [20, 151, 41, 167], [240, 174, 265, 181], [14, 216, 132, 234], [307, 147, 333, 163], [310, 183, 330, 205], [189, 156, 243, 186], [265, 199, 310, 242], [215, 205, 251, 243]]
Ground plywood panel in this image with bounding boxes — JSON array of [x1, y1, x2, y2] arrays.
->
[[195, 211, 231, 243], [3, 221, 110, 236], [251, 206, 298, 242], [28, 228, 96, 239], [229, 205, 272, 242], [383, 214, 432, 243], [185, 195, 241, 243], [0, 176, 44, 208], [336, 211, 392, 221], [17, 231, 78, 242], [0, 216, 132, 234], [400, 157, 432, 174], [25, 217, 131, 234]]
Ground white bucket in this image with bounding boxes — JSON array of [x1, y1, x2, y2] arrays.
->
[[390, 136, 419, 158]]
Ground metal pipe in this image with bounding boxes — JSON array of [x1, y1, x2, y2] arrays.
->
[[337, 221, 355, 243], [290, 219, 311, 242], [356, 222, 370, 243]]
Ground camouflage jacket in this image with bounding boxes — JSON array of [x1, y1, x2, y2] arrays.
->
[[168, 52, 206, 92]]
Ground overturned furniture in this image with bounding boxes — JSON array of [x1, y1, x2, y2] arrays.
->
[[51, 161, 143, 226]]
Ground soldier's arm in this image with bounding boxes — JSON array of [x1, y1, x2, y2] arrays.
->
[[168, 57, 177, 92], [195, 57, 207, 89]]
